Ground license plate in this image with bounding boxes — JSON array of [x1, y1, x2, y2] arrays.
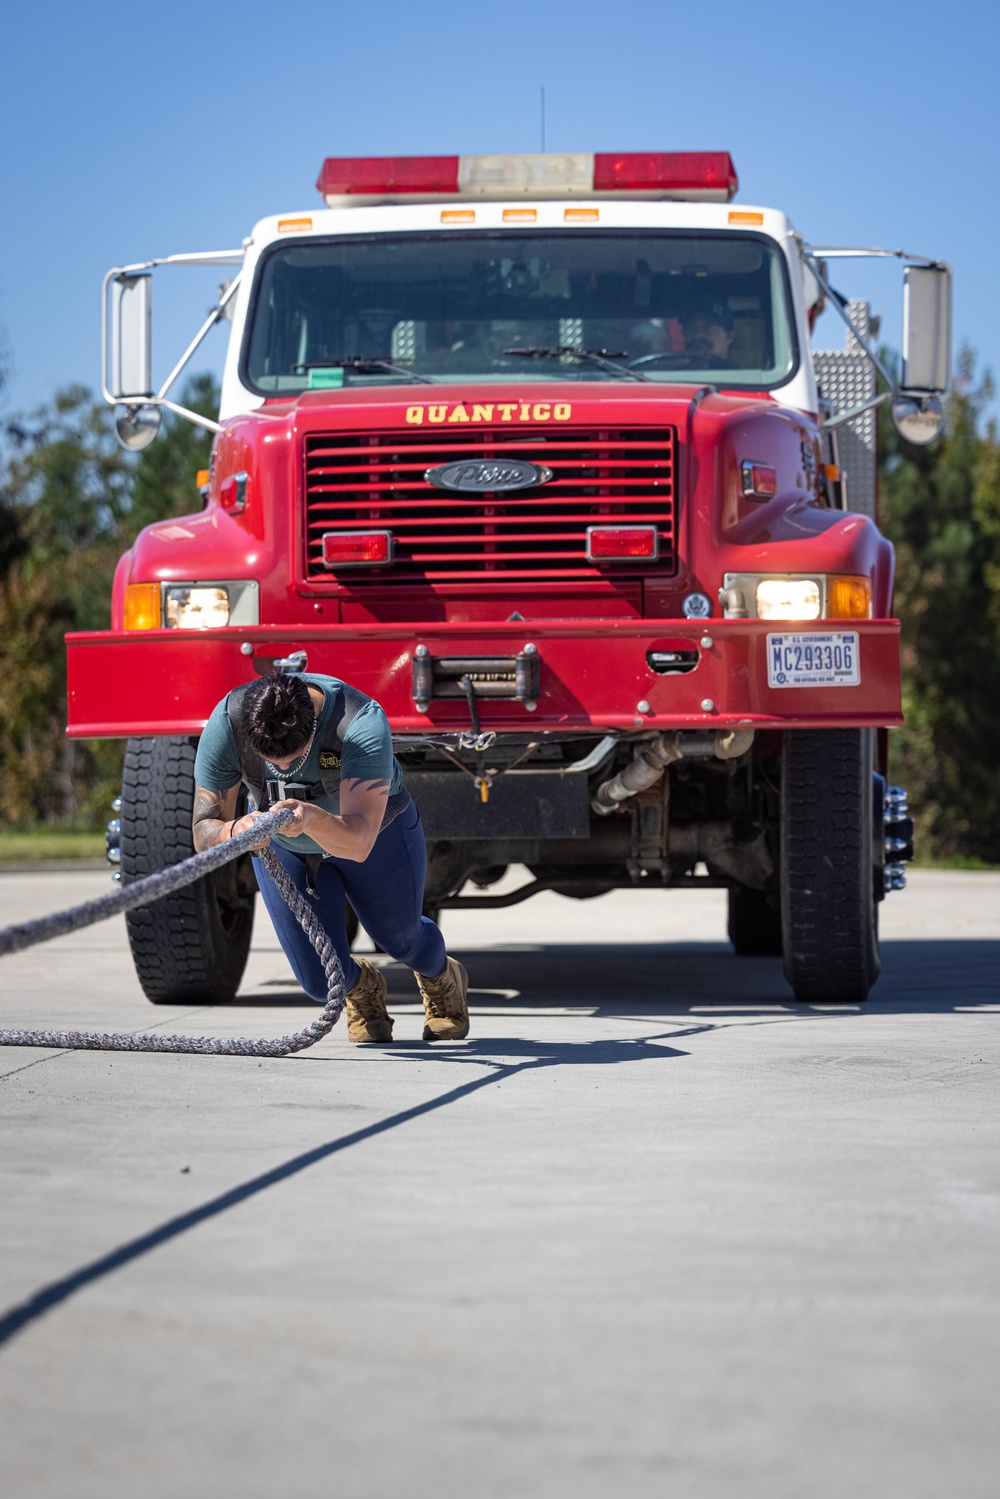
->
[[766, 632, 860, 688]]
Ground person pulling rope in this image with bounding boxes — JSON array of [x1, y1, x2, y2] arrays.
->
[[194, 670, 470, 1044]]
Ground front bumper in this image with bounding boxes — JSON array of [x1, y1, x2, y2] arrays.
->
[[65, 618, 902, 738]]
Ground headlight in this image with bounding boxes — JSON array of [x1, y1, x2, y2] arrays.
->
[[721, 573, 874, 621], [165, 586, 231, 629], [755, 579, 822, 620], [122, 579, 259, 630]]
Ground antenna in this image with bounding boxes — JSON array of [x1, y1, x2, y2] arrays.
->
[[540, 86, 546, 153]]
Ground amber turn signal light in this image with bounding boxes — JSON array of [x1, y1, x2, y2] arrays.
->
[[827, 575, 872, 619], [123, 582, 161, 630]]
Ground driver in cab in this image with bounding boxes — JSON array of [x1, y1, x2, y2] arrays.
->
[[625, 301, 737, 368], [681, 302, 736, 364]]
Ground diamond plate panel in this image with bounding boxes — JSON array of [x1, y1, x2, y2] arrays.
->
[[814, 300, 878, 520]]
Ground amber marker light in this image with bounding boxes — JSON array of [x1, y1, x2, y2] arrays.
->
[[827, 575, 873, 619], [729, 211, 764, 226], [503, 208, 537, 222], [565, 207, 600, 222], [123, 582, 161, 630], [441, 209, 475, 224]]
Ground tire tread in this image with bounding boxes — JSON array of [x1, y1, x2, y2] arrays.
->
[[781, 729, 879, 1003], [121, 738, 252, 1004]]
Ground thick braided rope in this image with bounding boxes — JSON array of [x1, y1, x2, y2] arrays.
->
[[0, 813, 346, 1056]]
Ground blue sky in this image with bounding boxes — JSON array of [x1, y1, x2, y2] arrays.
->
[[1, 0, 996, 420]]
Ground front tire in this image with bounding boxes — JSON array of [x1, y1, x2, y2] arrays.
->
[[780, 729, 879, 1003], [121, 737, 255, 1004]]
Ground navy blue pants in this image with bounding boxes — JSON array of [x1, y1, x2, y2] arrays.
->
[[252, 798, 446, 1001]]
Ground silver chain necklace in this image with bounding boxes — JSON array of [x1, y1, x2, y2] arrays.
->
[[263, 715, 317, 778]]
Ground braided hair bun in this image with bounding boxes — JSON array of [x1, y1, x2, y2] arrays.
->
[[242, 674, 315, 760]]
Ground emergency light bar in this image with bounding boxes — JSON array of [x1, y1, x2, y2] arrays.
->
[[316, 152, 738, 207]]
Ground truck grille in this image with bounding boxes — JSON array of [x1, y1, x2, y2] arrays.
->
[[303, 426, 676, 582]]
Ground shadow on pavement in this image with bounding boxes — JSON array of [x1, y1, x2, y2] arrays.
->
[[240, 939, 1000, 1014], [2, 939, 994, 1349], [0, 1029, 686, 1350]]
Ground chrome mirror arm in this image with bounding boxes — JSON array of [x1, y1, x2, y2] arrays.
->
[[102, 253, 245, 436], [821, 391, 891, 431], [802, 252, 898, 393], [156, 273, 242, 406]]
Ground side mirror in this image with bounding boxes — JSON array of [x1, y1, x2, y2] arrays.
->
[[891, 265, 951, 446], [902, 264, 951, 395], [114, 402, 162, 450], [891, 393, 944, 447], [111, 273, 152, 399]]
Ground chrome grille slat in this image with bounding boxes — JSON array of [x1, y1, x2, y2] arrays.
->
[[303, 426, 676, 582]]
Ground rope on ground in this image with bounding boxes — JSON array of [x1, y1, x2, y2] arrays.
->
[[0, 810, 346, 1056]]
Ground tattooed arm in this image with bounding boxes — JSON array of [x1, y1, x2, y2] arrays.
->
[[192, 782, 268, 852], [270, 777, 390, 862]]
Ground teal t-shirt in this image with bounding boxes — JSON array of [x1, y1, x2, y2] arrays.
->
[[194, 673, 407, 855]]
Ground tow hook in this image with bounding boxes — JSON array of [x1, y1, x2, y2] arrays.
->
[[457, 674, 495, 801]]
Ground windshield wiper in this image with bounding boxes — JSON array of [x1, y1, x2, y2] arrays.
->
[[293, 358, 437, 385], [502, 347, 651, 382]]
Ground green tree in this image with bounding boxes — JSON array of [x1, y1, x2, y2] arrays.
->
[[127, 373, 218, 539], [0, 387, 131, 821], [881, 347, 1000, 864], [0, 377, 219, 826]]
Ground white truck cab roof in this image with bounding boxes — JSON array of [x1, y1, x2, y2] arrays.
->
[[219, 152, 817, 421]]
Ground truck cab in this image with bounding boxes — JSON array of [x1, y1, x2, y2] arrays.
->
[[74, 151, 950, 1006]]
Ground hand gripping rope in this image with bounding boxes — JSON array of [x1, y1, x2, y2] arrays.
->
[[0, 809, 347, 1057]]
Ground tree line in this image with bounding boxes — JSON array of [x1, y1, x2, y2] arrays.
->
[[0, 377, 216, 828], [0, 362, 998, 862]]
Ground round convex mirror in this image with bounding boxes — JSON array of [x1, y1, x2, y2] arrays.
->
[[891, 394, 944, 447], [114, 403, 162, 451]]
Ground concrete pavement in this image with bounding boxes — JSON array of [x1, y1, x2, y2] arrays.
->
[[0, 868, 998, 1498]]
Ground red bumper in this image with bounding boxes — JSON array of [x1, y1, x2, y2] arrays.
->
[[65, 618, 902, 738]]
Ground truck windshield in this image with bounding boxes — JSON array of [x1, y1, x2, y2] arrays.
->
[[243, 230, 797, 393]]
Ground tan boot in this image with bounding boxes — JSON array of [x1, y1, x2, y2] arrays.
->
[[344, 958, 394, 1044], [416, 956, 470, 1042]]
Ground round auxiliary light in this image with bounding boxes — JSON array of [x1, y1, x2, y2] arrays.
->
[[114, 403, 161, 451], [891, 394, 944, 447]]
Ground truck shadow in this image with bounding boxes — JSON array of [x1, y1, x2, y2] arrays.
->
[[246, 938, 1000, 1016], [3, 940, 992, 1349]]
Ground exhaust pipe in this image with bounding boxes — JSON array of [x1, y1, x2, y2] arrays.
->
[[592, 729, 755, 815]]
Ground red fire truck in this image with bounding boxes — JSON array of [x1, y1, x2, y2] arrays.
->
[[70, 152, 951, 1005]]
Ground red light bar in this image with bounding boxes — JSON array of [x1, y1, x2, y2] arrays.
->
[[317, 157, 459, 200], [741, 461, 778, 500], [594, 152, 737, 201], [322, 530, 395, 568], [316, 152, 738, 206], [587, 525, 659, 562]]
